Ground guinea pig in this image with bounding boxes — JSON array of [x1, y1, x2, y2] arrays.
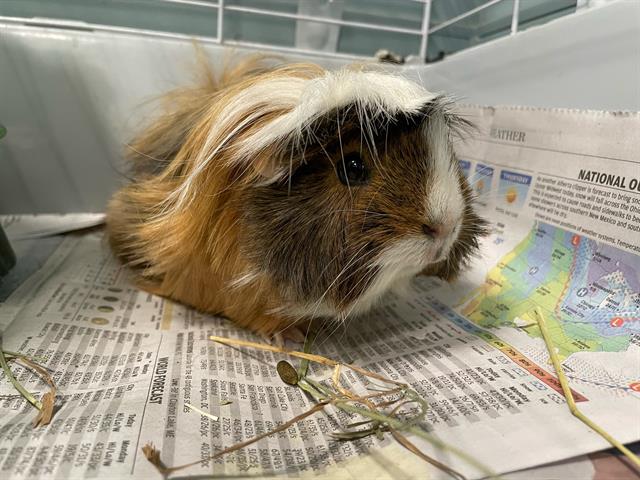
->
[[106, 57, 488, 341]]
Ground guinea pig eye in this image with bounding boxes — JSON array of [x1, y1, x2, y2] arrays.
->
[[336, 152, 369, 186]]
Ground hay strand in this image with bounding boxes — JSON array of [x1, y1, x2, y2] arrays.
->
[[143, 402, 329, 475], [534, 307, 640, 470]]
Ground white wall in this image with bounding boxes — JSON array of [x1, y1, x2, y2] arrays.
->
[[413, 0, 640, 110], [0, 0, 637, 214], [0, 29, 349, 214]]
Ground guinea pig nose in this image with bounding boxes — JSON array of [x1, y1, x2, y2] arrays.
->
[[421, 223, 440, 238]]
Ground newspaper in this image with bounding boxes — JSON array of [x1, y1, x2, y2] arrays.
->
[[0, 107, 639, 479], [1, 214, 105, 241]]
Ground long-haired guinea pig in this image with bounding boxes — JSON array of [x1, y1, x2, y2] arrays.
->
[[107, 57, 488, 340]]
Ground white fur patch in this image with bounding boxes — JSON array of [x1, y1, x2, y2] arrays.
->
[[346, 238, 433, 317], [280, 300, 338, 320], [236, 70, 437, 159], [170, 68, 437, 210], [425, 113, 464, 230], [282, 238, 441, 320]]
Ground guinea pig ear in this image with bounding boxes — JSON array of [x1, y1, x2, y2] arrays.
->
[[241, 107, 339, 185], [239, 139, 304, 186], [388, 95, 474, 138], [246, 144, 289, 183]]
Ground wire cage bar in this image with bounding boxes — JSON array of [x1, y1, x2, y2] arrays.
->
[[0, 0, 572, 62]]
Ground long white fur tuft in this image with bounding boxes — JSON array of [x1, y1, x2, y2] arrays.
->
[[236, 70, 437, 159], [168, 67, 438, 212]]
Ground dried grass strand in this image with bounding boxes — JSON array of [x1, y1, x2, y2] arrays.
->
[[16, 356, 57, 427], [0, 341, 57, 427], [143, 402, 329, 475], [534, 308, 640, 471], [209, 335, 404, 385], [390, 429, 466, 480], [142, 335, 497, 479]]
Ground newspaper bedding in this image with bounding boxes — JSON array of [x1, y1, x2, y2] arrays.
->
[[0, 106, 638, 479]]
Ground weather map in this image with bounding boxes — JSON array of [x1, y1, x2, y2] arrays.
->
[[461, 222, 640, 360]]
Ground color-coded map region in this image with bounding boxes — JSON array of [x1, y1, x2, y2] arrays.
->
[[461, 222, 640, 360]]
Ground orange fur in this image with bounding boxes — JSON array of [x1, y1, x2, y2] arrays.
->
[[108, 58, 325, 336]]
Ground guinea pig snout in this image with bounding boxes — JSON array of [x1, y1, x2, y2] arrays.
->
[[421, 222, 455, 239], [424, 181, 465, 243], [421, 213, 461, 239], [421, 215, 462, 262]]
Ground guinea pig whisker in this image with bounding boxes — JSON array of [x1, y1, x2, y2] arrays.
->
[[380, 121, 398, 185], [336, 110, 354, 201], [339, 264, 381, 321], [358, 108, 392, 185], [323, 304, 362, 347], [287, 145, 295, 196], [307, 129, 335, 171], [463, 169, 501, 190], [292, 207, 406, 237], [316, 235, 359, 280], [473, 187, 518, 199], [469, 192, 512, 204], [460, 176, 483, 192], [299, 131, 310, 167], [336, 311, 359, 347], [124, 143, 166, 164], [285, 209, 398, 235], [465, 176, 489, 190], [359, 109, 376, 162], [271, 241, 370, 338], [314, 313, 342, 339], [383, 121, 389, 162], [329, 208, 398, 218], [306, 242, 372, 322], [317, 315, 348, 348], [360, 181, 387, 233], [316, 256, 380, 338]]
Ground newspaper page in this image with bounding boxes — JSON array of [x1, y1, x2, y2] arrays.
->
[[1, 214, 105, 241], [0, 107, 638, 479]]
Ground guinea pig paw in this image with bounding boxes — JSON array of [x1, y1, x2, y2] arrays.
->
[[265, 326, 307, 349], [281, 325, 307, 344]]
